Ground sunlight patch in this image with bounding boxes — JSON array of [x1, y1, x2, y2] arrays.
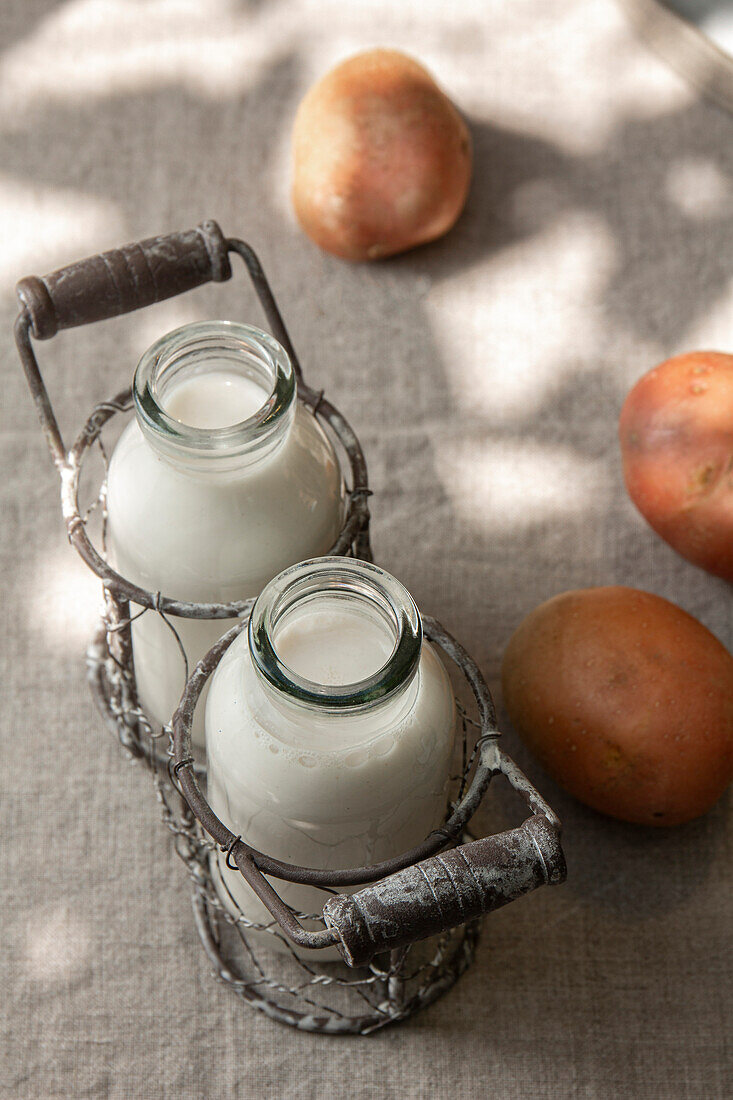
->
[[28, 545, 103, 650], [665, 157, 732, 220], [432, 213, 616, 420], [0, 0, 282, 111], [0, 176, 123, 290], [25, 903, 91, 982], [434, 439, 600, 531]]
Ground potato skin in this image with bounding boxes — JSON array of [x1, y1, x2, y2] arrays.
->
[[619, 351, 733, 581], [291, 49, 472, 260], [501, 587, 733, 826]]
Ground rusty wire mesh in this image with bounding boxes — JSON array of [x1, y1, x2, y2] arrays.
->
[[14, 224, 524, 1033], [89, 618, 484, 1034], [76, 390, 485, 1033]]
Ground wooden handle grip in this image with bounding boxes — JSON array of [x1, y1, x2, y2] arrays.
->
[[16, 220, 231, 339], [322, 815, 566, 967]]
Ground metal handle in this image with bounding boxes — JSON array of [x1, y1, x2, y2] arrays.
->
[[323, 815, 566, 967], [13, 222, 313, 473], [171, 620, 563, 965], [16, 220, 231, 340]]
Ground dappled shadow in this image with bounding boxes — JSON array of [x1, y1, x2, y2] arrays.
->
[[401, 107, 733, 345], [665, 0, 733, 26], [0, 51, 304, 228], [3, 5, 733, 1079], [0, 0, 59, 53], [4, 5, 731, 877]]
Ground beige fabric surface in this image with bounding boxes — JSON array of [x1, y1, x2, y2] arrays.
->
[[1, 1, 731, 1097]]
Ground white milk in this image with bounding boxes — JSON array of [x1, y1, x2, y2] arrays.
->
[[205, 563, 456, 958], [275, 601, 394, 685], [105, 323, 345, 746], [164, 369, 266, 428]]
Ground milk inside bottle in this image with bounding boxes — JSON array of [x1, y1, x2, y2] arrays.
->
[[205, 557, 456, 956], [106, 321, 345, 745]]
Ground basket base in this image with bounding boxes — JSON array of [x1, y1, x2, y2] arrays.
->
[[192, 887, 481, 1035]]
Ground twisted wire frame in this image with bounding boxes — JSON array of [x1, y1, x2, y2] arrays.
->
[[15, 224, 497, 1032], [78, 391, 486, 1034]]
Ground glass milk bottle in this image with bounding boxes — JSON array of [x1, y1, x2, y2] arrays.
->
[[205, 557, 456, 954], [105, 322, 345, 746]]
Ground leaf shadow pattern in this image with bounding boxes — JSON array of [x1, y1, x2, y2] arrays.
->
[[2, 13, 732, 1048], [0, 0, 59, 53], [404, 108, 733, 345]]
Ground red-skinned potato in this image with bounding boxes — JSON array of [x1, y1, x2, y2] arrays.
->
[[291, 49, 472, 260], [501, 587, 733, 826], [619, 351, 733, 581]]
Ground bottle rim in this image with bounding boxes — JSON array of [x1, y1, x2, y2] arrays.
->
[[133, 320, 295, 461], [248, 557, 423, 711]]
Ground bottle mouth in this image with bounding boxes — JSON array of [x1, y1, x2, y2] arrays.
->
[[248, 557, 423, 711], [133, 320, 295, 463]]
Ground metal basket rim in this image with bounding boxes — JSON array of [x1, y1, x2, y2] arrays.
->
[[64, 383, 372, 619], [171, 611, 506, 888]]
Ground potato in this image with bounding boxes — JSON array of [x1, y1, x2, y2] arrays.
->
[[291, 49, 472, 260], [619, 351, 733, 581], [501, 587, 733, 826]]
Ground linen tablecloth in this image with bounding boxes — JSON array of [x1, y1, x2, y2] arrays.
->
[[1, 2, 731, 1096]]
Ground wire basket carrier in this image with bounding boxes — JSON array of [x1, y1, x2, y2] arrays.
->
[[15, 221, 566, 1034]]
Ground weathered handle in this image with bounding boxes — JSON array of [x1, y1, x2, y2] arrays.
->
[[322, 815, 566, 967], [16, 220, 231, 340]]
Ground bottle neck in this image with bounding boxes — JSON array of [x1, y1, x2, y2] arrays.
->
[[133, 320, 295, 473], [248, 558, 423, 722]]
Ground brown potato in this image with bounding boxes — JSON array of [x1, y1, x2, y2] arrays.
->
[[619, 351, 733, 582], [291, 49, 472, 260], [501, 587, 733, 826]]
